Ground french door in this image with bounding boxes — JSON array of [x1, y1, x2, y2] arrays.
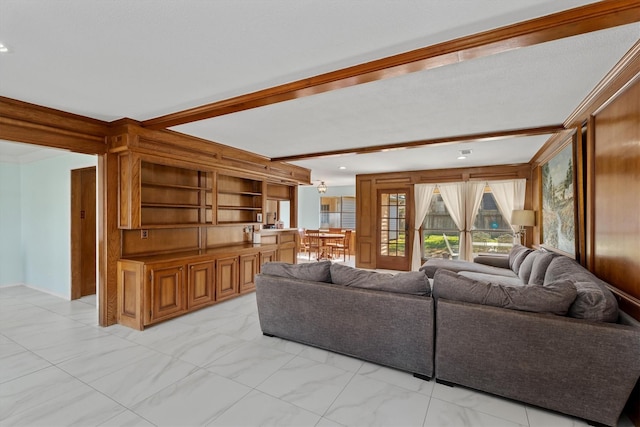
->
[[377, 189, 411, 271]]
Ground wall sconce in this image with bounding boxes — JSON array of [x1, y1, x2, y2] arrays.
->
[[317, 181, 327, 194], [511, 209, 535, 244]]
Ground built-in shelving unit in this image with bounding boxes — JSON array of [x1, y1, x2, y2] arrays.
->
[[216, 174, 263, 224], [139, 162, 213, 227]]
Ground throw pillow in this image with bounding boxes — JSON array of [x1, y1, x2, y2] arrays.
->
[[508, 244, 534, 275], [433, 269, 577, 315], [330, 263, 430, 296], [261, 261, 332, 283], [528, 251, 556, 285], [518, 250, 541, 283]]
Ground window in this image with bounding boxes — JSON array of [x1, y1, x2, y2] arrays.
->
[[471, 190, 513, 255], [422, 192, 459, 259], [421, 187, 514, 259], [319, 196, 355, 229]]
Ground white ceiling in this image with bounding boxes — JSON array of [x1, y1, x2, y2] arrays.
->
[[1, 1, 638, 185]]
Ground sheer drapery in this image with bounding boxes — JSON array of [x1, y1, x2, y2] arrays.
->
[[438, 182, 485, 261], [489, 179, 526, 244], [465, 181, 486, 259], [412, 184, 436, 270], [438, 183, 465, 259]]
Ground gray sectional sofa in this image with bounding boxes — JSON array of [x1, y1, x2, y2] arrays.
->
[[255, 261, 434, 379], [255, 249, 640, 426]]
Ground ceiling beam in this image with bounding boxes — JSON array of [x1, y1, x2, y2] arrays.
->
[[271, 124, 566, 162], [143, 0, 640, 130]]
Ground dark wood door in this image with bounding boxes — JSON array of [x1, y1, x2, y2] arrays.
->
[[376, 189, 412, 271], [71, 167, 96, 299]]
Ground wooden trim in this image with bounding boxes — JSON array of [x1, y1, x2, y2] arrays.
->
[[0, 97, 108, 154], [585, 116, 596, 271], [529, 129, 575, 166], [273, 125, 564, 162], [565, 40, 640, 127], [143, 1, 640, 129]]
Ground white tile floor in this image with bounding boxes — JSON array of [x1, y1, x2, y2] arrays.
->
[[0, 279, 634, 427]]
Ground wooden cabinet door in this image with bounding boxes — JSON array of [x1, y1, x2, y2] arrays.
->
[[188, 261, 215, 309], [278, 245, 296, 264], [260, 250, 276, 270], [147, 263, 186, 324], [239, 253, 258, 294], [216, 256, 239, 301]]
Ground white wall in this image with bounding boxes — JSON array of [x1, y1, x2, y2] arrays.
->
[[0, 153, 96, 298], [298, 184, 356, 229], [0, 162, 23, 285]]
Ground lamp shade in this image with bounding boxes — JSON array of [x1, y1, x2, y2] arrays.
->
[[511, 210, 535, 227]]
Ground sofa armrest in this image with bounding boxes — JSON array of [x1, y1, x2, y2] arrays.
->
[[473, 254, 509, 269], [435, 299, 640, 426]]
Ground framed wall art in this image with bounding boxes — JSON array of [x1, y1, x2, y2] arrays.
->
[[541, 141, 576, 257]]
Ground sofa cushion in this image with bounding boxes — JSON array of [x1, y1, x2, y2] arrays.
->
[[459, 271, 524, 287], [544, 257, 618, 322], [261, 261, 332, 283], [518, 250, 541, 283], [330, 263, 430, 296], [420, 258, 518, 279], [528, 251, 557, 285], [508, 244, 534, 275], [433, 269, 577, 315]]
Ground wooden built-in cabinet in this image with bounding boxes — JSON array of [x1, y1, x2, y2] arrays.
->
[[239, 253, 259, 294], [216, 174, 263, 225], [117, 230, 298, 330], [187, 261, 215, 309], [119, 156, 271, 229], [216, 256, 239, 302]]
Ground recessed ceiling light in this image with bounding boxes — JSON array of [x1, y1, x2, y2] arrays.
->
[[457, 156, 467, 160], [338, 166, 346, 170], [0, 43, 9, 53]]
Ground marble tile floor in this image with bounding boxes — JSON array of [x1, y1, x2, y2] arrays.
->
[[0, 284, 634, 427]]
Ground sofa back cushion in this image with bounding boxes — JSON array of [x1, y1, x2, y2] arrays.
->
[[517, 250, 540, 283], [261, 261, 332, 282], [433, 269, 577, 316], [544, 256, 618, 322], [330, 263, 430, 296], [508, 244, 533, 275], [528, 251, 557, 285]]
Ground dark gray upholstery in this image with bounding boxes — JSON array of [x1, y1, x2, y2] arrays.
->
[[435, 299, 640, 426], [420, 258, 518, 279], [330, 263, 430, 296], [255, 273, 434, 378], [433, 270, 577, 315], [544, 256, 618, 322], [260, 260, 332, 282], [508, 244, 534, 274], [458, 271, 524, 287]]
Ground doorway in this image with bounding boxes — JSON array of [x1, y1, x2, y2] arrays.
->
[[377, 188, 412, 271], [71, 167, 96, 299]]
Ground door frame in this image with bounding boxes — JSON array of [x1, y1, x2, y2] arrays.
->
[[376, 187, 413, 271]]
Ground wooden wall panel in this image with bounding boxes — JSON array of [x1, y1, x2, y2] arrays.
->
[[121, 228, 200, 257], [593, 79, 640, 319], [356, 178, 375, 269]]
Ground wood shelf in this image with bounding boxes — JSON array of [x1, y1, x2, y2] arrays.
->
[[217, 205, 261, 211], [218, 190, 262, 196], [142, 182, 211, 191], [142, 203, 213, 209]]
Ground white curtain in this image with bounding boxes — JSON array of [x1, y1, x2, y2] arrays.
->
[[439, 181, 485, 261], [412, 184, 436, 270], [465, 181, 486, 260], [489, 179, 526, 244], [438, 183, 465, 259]]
